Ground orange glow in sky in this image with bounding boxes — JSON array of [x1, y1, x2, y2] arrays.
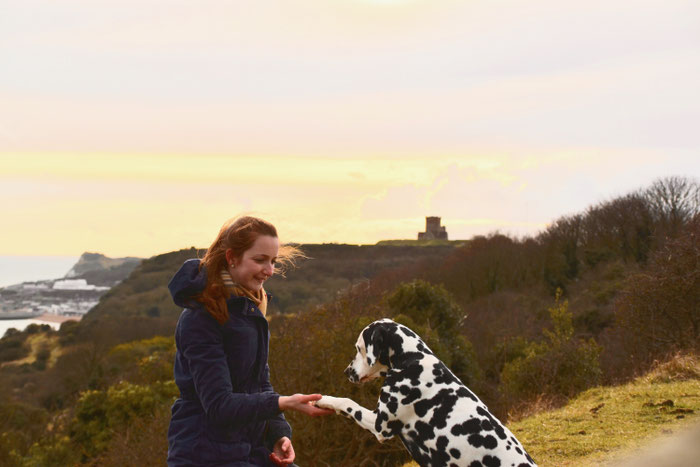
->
[[1, 1, 698, 257]]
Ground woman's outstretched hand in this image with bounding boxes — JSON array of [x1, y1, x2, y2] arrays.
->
[[278, 393, 335, 417]]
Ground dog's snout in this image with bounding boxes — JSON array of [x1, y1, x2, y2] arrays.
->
[[344, 366, 353, 378]]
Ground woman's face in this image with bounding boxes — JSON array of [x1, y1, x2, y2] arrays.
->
[[227, 235, 279, 291]]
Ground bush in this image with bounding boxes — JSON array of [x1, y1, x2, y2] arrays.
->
[[501, 291, 602, 403], [69, 380, 177, 460], [614, 218, 700, 368]]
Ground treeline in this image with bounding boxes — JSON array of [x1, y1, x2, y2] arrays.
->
[[0, 176, 698, 465]]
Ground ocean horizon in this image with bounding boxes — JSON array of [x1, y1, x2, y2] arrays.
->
[[0, 255, 80, 288]]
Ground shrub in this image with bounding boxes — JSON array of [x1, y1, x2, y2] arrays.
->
[[501, 291, 602, 403], [69, 380, 177, 459], [614, 218, 700, 368]]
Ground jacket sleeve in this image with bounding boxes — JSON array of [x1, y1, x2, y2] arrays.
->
[[179, 310, 282, 430], [261, 363, 293, 448]]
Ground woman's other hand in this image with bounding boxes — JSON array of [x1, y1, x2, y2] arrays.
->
[[278, 393, 335, 417], [270, 436, 294, 466]]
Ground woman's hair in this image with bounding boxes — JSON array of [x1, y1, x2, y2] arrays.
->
[[196, 216, 304, 324]]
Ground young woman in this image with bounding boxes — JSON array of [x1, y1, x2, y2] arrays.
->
[[167, 216, 332, 466]]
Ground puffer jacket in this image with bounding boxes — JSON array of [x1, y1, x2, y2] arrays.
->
[[167, 259, 291, 466]]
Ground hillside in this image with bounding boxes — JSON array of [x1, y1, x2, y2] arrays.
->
[[82, 243, 455, 320], [65, 252, 142, 286]]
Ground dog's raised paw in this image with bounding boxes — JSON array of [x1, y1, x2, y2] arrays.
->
[[313, 395, 338, 412]]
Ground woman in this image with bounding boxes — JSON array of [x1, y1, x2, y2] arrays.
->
[[167, 216, 332, 466]]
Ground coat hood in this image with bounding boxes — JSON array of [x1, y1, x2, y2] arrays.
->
[[169, 259, 207, 308]]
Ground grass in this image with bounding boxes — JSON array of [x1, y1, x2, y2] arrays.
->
[[511, 377, 699, 466], [400, 355, 700, 466]]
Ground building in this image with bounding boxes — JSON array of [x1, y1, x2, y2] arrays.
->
[[418, 216, 448, 240]]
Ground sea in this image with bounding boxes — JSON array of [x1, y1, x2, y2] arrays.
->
[[0, 255, 79, 288], [0, 318, 62, 338], [0, 255, 80, 337]]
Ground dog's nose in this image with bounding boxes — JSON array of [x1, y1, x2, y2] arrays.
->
[[344, 366, 352, 378]]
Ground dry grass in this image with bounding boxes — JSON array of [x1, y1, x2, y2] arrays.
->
[[639, 353, 700, 384]]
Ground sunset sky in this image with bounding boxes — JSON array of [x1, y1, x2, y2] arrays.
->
[[1, 0, 699, 258]]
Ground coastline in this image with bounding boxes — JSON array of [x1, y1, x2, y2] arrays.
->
[[33, 313, 82, 324]]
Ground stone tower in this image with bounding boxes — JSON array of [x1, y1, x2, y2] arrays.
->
[[418, 216, 448, 240]]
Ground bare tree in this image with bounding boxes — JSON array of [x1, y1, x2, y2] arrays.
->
[[644, 176, 700, 238]]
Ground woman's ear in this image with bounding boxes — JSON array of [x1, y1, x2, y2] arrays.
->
[[225, 248, 236, 267]]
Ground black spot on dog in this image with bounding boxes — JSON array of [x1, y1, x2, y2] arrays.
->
[[452, 417, 483, 436], [387, 398, 398, 414], [457, 386, 479, 402], [354, 411, 362, 421], [433, 362, 461, 385], [525, 452, 535, 464], [400, 360, 424, 385], [345, 407, 353, 413], [518, 464, 531, 467], [429, 436, 450, 466], [468, 434, 498, 450], [375, 412, 388, 433], [515, 447, 522, 455], [449, 448, 461, 459], [482, 455, 501, 467], [401, 387, 422, 405], [477, 406, 507, 440], [414, 420, 435, 440], [429, 392, 459, 429], [468, 461, 482, 467], [386, 420, 403, 436]]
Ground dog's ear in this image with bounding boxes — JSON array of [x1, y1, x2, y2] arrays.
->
[[367, 323, 391, 367]]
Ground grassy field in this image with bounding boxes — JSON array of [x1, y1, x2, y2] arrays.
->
[[402, 355, 699, 466]]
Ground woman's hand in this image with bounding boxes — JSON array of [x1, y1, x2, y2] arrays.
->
[[270, 436, 294, 466], [278, 393, 335, 417]]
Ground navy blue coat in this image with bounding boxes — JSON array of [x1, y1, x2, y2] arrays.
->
[[167, 259, 292, 466]]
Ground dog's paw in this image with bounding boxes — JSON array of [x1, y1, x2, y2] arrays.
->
[[314, 395, 341, 413]]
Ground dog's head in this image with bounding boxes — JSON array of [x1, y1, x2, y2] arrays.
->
[[344, 318, 425, 384]]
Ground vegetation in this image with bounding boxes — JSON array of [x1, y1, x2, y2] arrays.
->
[[0, 176, 698, 465], [501, 291, 602, 403]]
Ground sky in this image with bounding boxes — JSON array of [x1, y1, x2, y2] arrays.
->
[[1, 0, 699, 258]]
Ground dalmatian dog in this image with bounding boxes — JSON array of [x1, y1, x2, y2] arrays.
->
[[315, 319, 536, 467]]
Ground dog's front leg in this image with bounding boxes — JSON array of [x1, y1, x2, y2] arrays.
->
[[315, 395, 388, 442]]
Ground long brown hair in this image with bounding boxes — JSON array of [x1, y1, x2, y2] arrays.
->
[[197, 216, 304, 324]]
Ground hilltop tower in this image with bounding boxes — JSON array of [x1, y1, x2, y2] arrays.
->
[[418, 216, 448, 240]]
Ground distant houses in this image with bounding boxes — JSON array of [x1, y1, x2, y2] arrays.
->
[[418, 216, 448, 240]]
